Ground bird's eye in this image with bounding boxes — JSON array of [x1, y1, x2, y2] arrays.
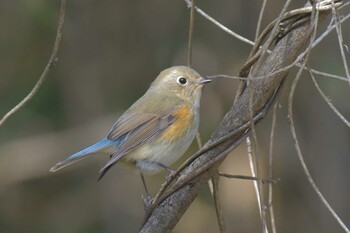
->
[[177, 77, 188, 85]]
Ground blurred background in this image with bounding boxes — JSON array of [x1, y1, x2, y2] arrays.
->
[[0, 0, 349, 232]]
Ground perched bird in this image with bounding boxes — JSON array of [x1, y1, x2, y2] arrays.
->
[[50, 66, 210, 195]]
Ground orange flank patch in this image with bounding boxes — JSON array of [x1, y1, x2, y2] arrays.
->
[[160, 104, 193, 142]]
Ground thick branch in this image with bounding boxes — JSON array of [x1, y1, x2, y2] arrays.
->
[[140, 3, 331, 233]]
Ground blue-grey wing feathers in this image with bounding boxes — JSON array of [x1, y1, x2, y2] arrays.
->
[[97, 114, 175, 180]]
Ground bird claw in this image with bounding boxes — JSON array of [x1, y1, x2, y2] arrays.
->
[[141, 167, 176, 212], [165, 170, 176, 182], [142, 195, 154, 213]]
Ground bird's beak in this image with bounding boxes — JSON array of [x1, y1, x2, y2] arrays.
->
[[199, 77, 212, 84]]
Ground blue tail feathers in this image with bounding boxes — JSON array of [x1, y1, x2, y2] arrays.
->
[[50, 138, 114, 172]]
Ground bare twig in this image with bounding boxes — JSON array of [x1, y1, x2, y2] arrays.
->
[[195, 133, 203, 149], [268, 102, 279, 233], [195, 122, 224, 233], [195, 124, 224, 232], [187, 0, 196, 67], [288, 4, 350, 233], [246, 137, 267, 233], [184, 0, 255, 46], [289, 73, 350, 233], [219, 173, 279, 184], [312, 11, 350, 48], [255, 0, 268, 41], [194, 114, 224, 233], [308, 68, 350, 127], [247, 76, 266, 232], [196, 128, 226, 233], [211, 171, 226, 233], [209, 68, 348, 82], [0, 0, 66, 128], [195, 114, 224, 233], [302, 67, 348, 82], [331, 0, 350, 86]]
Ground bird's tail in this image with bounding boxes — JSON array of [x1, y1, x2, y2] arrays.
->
[[50, 138, 113, 172]]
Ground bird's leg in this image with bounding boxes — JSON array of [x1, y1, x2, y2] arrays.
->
[[140, 172, 153, 212], [140, 172, 151, 197], [138, 161, 176, 211], [154, 162, 176, 181]]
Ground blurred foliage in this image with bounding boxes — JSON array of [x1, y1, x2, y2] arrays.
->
[[0, 0, 349, 233]]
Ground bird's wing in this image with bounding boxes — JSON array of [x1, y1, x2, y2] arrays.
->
[[98, 108, 177, 178], [108, 112, 175, 156]]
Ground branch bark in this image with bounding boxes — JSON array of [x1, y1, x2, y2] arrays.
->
[[140, 2, 332, 232]]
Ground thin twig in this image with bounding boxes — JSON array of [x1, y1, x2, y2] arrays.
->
[[268, 102, 279, 233], [255, 0, 268, 41], [246, 137, 265, 229], [199, 131, 226, 233], [302, 67, 348, 82], [195, 133, 203, 149], [0, 0, 66, 128], [312, 11, 350, 48], [208, 75, 248, 81], [247, 137, 268, 233], [219, 173, 279, 184], [289, 74, 350, 233], [288, 5, 350, 233], [209, 69, 348, 82], [195, 126, 224, 232], [211, 171, 226, 233], [187, 0, 196, 67], [183, 0, 255, 46], [331, 0, 350, 86], [196, 127, 225, 233], [338, 0, 350, 10], [308, 68, 350, 127]]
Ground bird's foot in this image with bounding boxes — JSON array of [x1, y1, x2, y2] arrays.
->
[[142, 194, 154, 213], [165, 169, 176, 182]]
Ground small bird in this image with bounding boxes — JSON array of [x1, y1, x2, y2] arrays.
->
[[50, 66, 210, 196]]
